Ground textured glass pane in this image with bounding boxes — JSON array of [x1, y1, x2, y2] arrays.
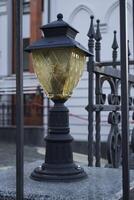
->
[[32, 48, 86, 100]]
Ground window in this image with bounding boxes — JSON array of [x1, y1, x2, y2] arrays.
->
[[23, 0, 30, 14], [23, 0, 44, 14]]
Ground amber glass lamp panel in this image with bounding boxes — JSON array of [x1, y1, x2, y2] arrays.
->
[[32, 47, 86, 100]]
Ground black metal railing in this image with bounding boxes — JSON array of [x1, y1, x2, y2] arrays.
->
[[0, 102, 43, 126], [0, 104, 13, 126], [87, 2, 130, 198], [86, 14, 134, 169]]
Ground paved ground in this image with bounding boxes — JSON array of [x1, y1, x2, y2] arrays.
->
[[0, 142, 44, 169], [0, 142, 134, 199], [0, 161, 131, 200], [0, 142, 107, 169]]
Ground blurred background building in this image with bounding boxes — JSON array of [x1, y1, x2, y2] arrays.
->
[[0, 0, 133, 144]]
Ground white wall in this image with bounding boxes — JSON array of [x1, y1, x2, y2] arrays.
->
[[47, 0, 133, 61]]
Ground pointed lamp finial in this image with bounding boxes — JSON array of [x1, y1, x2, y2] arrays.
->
[[95, 19, 102, 41], [87, 15, 95, 38], [112, 31, 119, 50], [57, 13, 63, 21]]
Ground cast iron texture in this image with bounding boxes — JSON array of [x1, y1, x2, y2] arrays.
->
[[31, 101, 87, 181]]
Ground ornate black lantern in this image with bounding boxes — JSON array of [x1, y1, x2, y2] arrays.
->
[[26, 13, 92, 181]]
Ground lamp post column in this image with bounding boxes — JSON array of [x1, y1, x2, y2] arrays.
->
[[31, 100, 87, 181]]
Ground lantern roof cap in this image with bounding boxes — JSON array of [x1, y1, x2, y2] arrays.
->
[[40, 13, 79, 35], [25, 13, 93, 56], [26, 36, 91, 56]]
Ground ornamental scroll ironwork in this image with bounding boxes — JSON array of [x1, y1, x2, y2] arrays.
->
[[86, 16, 134, 168]]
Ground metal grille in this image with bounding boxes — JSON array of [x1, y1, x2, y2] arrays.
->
[[86, 2, 130, 199]]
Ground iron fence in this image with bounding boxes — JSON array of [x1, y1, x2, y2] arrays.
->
[[86, 2, 130, 199]]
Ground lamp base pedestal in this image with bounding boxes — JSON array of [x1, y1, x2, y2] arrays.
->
[[31, 163, 87, 181], [30, 100, 87, 181]]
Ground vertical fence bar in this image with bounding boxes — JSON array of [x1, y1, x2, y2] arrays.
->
[[128, 40, 131, 74], [15, 0, 24, 199], [119, 1, 130, 199], [95, 19, 102, 167], [87, 16, 95, 166], [2, 104, 5, 126], [111, 31, 120, 168]]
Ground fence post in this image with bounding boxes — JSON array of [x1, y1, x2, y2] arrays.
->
[[112, 31, 118, 69], [15, 0, 24, 199], [2, 104, 5, 126], [87, 16, 95, 166], [128, 40, 131, 73], [109, 31, 122, 168], [119, 0, 130, 199], [95, 19, 102, 167]]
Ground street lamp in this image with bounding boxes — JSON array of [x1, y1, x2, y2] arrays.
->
[[26, 13, 92, 181]]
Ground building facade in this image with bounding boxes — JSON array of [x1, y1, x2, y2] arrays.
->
[[0, 0, 133, 140]]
